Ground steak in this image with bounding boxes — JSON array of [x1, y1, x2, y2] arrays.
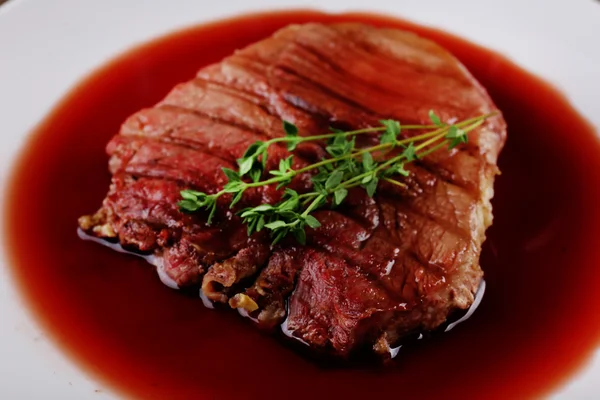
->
[[79, 23, 506, 359]]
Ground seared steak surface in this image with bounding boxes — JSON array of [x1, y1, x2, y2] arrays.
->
[[79, 23, 506, 358]]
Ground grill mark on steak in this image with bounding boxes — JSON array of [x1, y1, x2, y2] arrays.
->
[[160, 79, 327, 161], [412, 157, 476, 193], [123, 144, 233, 189], [121, 106, 273, 151], [196, 68, 328, 132], [111, 122, 314, 191], [284, 39, 476, 116], [300, 25, 480, 98], [302, 207, 463, 319], [120, 105, 322, 186], [378, 194, 473, 246], [108, 135, 235, 176], [162, 79, 294, 139], [194, 77, 273, 110], [217, 53, 381, 128], [198, 59, 331, 136], [298, 24, 467, 81], [79, 22, 506, 359], [199, 54, 378, 150], [152, 103, 279, 144], [271, 63, 383, 128], [270, 59, 491, 184], [307, 211, 458, 307], [225, 49, 490, 192], [371, 196, 476, 278], [385, 168, 480, 233], [270, 42, 471, 125], [261, 25, 499, 151], [113, 105, 321, 205]]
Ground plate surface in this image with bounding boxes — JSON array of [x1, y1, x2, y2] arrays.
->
[[0, 0, 598, 398]]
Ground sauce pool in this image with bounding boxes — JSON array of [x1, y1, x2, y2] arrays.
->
[[5, 10, 600, 400]]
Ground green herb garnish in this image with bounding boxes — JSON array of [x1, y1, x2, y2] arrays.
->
[[179, 110, 496, 245]]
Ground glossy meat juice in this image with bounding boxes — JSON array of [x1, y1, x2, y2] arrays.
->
[[5, 10, 600, 400]]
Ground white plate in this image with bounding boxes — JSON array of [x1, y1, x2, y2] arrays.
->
[[0, 0, 598, 398]]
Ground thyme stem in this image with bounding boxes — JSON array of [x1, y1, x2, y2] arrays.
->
[[178, 110, 497, 244]]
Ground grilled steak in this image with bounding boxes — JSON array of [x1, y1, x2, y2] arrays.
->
[[79, 23, 506, 359]]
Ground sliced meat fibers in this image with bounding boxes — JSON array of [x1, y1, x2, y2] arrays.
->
[[79, 23, 506, 359]]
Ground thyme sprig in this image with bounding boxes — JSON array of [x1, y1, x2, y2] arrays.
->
[[179, 110, 496, 244]]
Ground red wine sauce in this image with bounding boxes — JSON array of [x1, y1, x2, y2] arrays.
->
[[5, 10, 600, 400]]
